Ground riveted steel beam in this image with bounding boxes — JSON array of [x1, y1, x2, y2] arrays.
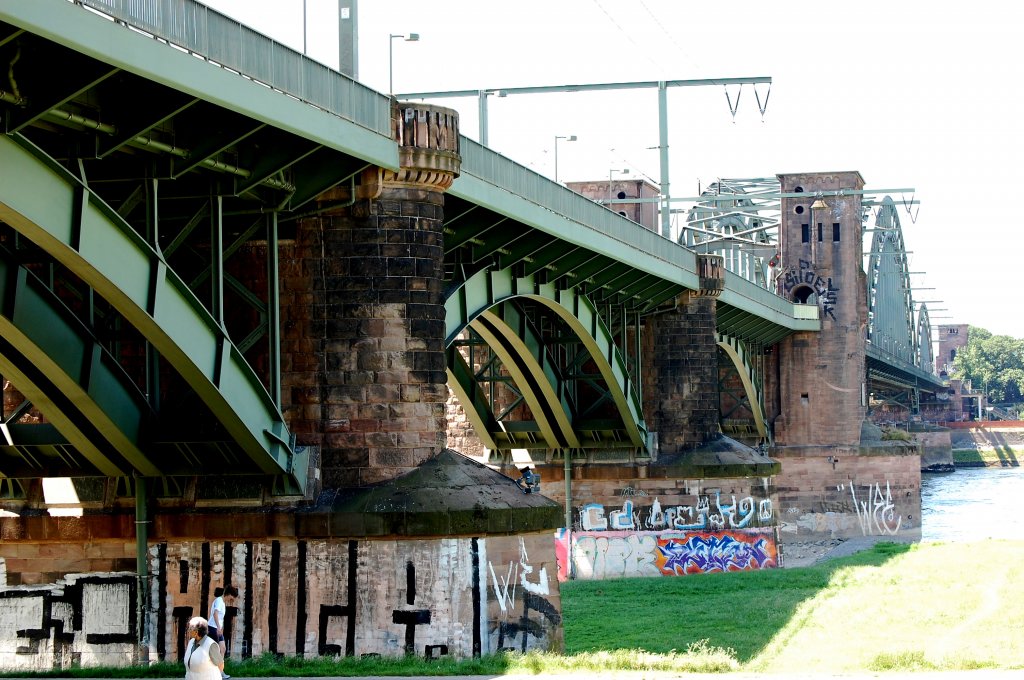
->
[[0, 247, 156, 475], [0, 133, 304, 490], [475, 307, 580, 449], [445, 266, 647, 449], [716, 333, 767, 441]]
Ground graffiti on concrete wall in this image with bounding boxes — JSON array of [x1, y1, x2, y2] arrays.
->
[[554, 527, 778, 581], [578, 493, 773, 533], [486, 537, 560, 653], [0, 536, 561, 670], [0, 574, 136, 670], [781, 259, 840, 320], [779, 479, 911, 538], [844, 480, 902, 536]]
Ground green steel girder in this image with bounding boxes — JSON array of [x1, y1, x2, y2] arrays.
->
[[234, 132, 321, 195], [591, 273, 663, 306], [0, 250, 154, 477], [285, 152, 369, 211], [474, 306, 579, 448], [6, 47, 120, 133], [445, 346, 501, 450], [585, 261, 637, 290], [445, 266, 647, 450], [532, 248, 601, 282], [169, 105, 267, 179], [0, 132, 306, 490], [550, 255, 618, 288], [867, 197, 916, 365], [716, 302, 794, 345], [97, 87, 199, 159], [521, 241, 580, 278], [636, 282, 683, 313], [917, 304, 934, 374], [469, 226, 537, 263], [716, 333, 768, 441], [496, 232, 559, 272]]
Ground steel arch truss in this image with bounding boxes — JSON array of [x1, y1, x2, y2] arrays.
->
[[916, 304, 934, 375], [866, 197, 918, 365], [716, 333, 768, 444], [681, 178, 780, 288], [0, 133, 307, 491], [445, 267, 648, 457]]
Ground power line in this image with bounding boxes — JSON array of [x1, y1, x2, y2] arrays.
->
[[589, 0, 661, 71], [636, 0, 704, 76]]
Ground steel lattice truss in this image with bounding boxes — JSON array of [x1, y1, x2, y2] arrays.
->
[[680, 178, 780, 288], [683, 180, 940, 396]]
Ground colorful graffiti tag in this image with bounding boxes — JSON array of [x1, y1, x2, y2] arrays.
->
[[578, 493, 773, 533], [554, 527, 778, 581]]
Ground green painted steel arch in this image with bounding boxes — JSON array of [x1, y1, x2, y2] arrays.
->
[[867, 197, 917, 366], [445, 267, 647, 450], [0, 133, 304, 489], [470, 307, 581, 449], [917, 303, 934, 374], [716, 332, 768, 442], [0, 248, 156, 477]]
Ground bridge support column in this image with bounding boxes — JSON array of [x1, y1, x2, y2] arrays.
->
[[643, 257, 724, 455], [284, 102, 460, 488]]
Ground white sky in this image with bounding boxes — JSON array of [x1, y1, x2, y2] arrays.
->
[[202, 0, 1024, 339]]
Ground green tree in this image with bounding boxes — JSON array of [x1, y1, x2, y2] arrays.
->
[[951, 326, 1024, 403]]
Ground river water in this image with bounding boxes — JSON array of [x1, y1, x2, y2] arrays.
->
[[920, 465, 1024, 542]]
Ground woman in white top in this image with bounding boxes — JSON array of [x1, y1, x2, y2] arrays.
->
[[184, 616, 223, 680]]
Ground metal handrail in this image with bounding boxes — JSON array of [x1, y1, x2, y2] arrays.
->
[[73, 0, 392, 136]]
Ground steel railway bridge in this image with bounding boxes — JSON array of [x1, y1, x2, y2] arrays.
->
[[0, 0, 942, 500]]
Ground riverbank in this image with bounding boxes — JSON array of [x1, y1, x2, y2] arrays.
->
[[780, 534, 914, 568], [952, 447, 1021, 466]]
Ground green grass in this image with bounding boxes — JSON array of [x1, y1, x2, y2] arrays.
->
[[7, 541, 1024, 676], [953, 446, 1022, 465], [565, 540, 1024, 674]]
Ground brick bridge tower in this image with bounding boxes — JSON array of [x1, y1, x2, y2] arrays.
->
[[769, 171, 920, 545], [774, 171, 867, 446]]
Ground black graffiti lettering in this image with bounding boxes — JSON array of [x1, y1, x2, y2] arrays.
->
[[318, 604, 353, 657], [425, 644, 449, 659], [172, 606, 194, 660], [392, 609, 431, 656], [392, 561, 431, 656]]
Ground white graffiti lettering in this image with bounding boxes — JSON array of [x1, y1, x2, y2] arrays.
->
[[517, 538, 549, 596], [850, 480, 902, 536], [580, 503, 608, 531], [573, 535, 660, 579]]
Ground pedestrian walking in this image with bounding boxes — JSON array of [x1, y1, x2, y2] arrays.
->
[[184, 617, 222, 680], [208, 585, 238, 679]]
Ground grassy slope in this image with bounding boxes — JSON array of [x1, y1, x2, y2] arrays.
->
[[953, 446, 1022, 465], [7, 541, 1024, 677], [563, 540, 1024, 673]]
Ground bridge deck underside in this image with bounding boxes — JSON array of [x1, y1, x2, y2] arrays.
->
[[0, 0, 826, 486]]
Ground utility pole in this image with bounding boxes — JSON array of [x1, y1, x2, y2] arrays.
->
[[398, 77, 771, 239]]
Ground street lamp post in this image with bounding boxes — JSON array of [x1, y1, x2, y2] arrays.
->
[[553, 134, 576, 183], [388, 33, 419, 94]]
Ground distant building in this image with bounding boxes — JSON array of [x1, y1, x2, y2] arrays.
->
[[936, 323, 969, 380], [919, 324, 985, 422], [566, 178, 659, 231]]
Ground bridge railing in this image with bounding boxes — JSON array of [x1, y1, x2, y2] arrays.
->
[[74, 0, 392, 136], [459, 138, 693, 270]]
